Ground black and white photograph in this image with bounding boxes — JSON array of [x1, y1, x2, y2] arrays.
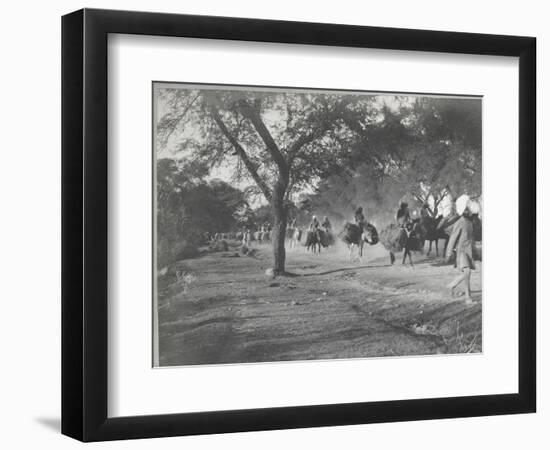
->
[[153, 83, 483, 367]]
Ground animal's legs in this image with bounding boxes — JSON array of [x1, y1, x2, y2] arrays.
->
[[435, 239, 439, 257], [427, 240, 432, 256], [403, 248, 413, 266], [390, 252, 395, 265]]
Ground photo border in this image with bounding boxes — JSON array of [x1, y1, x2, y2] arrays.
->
[[151, 80, 484, 368]]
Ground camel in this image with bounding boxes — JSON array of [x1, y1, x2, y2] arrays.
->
[[380, 220, 426, 266], [287, 226, 303, 251], [421, 215, 450, 256], [341, 222, 379, 262], [305, 229, 328, 253]]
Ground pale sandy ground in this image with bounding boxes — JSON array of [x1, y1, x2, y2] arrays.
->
[[157, 240, 482, 366]]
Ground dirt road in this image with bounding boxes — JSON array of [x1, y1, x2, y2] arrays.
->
[[157, 241, 482, 366]]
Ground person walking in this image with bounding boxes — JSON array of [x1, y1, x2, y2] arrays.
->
[[395, 202, 411, 249], [446, 196, 476, 304]]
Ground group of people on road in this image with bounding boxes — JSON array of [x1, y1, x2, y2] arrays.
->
[[263, 197, 478, 304], [307, 215, 332, 233], [350, 199, 477, 304], [393, 198, 478, 304], [304, 215, 332, 248]]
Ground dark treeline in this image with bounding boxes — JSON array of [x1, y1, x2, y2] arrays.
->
[[157, 159, 247, 267]]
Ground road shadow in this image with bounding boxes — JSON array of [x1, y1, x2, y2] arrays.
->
[[280, 271, 301, 278], [302, 264, 392, 277], [35, 417, 60, 433], [429, 259, 453, 267]]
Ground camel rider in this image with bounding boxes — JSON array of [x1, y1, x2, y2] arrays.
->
[[309, 215, 322, 242], [309, 215, 320, 231], [354, 207, 366, 230], [396, 202, 410, 227], [321, 216, 332, 232]]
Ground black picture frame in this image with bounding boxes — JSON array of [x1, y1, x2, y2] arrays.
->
[[62, 8, 536, 442]]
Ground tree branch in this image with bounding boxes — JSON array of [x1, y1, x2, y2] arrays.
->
[[286, 128, 326, 162], [434, 188, 448, 208], [206, 100, 273, 202], [157, 93, 200, 150], [237, 100, 289, 176]]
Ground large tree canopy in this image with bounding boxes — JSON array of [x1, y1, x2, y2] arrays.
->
[[306, 97, 482, 223], [157, 89, 376, 199]]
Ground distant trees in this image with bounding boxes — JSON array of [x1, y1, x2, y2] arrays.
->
[[307, 97, 482, 222], [156, 158, 247, 267], [232, 204, 257, 230], [398, 97, 482, 214]]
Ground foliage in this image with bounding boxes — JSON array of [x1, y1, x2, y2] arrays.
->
[[400, 97, 482, 208], [156, 89, 379, 200], [156, 158, 247, 267], [305, 97, 482, 225]]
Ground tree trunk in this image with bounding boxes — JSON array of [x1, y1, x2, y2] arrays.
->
[[271, 176, 289, 275]]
